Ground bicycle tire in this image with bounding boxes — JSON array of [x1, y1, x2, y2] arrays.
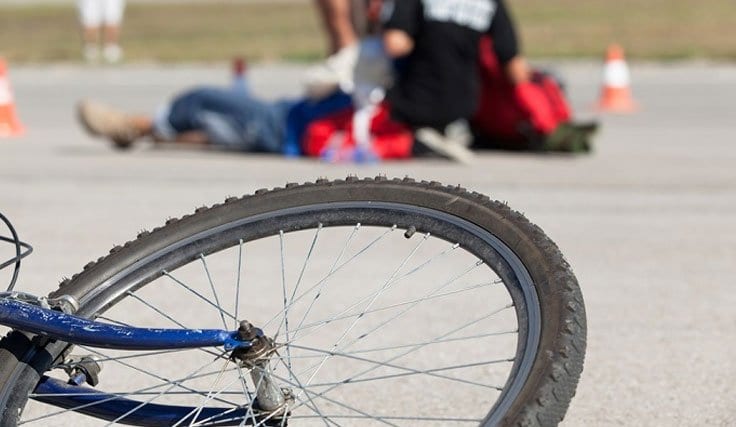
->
[[0, 177, 586, 426]]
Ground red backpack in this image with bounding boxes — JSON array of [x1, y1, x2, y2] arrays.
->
[[473, 36, 571, 146]]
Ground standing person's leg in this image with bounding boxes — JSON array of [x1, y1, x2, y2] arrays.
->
[[101, 0, 125, 63], [305, 0, 360, 98], [315, 0, 357, 54], [77, 0, 102, 62]]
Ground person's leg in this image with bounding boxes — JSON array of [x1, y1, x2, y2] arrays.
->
[[159, 88, 289, 152], [315, 0, 357, 54], [78, 87, 289, 152], [103, 25, 120, 47], [78, 0, 102, 62], [77, 99, 152, 148], [78, 97, 213, 149], [305, 0, 362, 98], [101, 0, 125, 63]]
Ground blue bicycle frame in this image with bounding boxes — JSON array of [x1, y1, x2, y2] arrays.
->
[[0, 298, 250, 351], [0, 297, 263, 426]]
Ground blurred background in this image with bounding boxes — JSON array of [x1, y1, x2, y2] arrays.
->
[[1, 0, 734, 63], [0, 0, 735, 426]]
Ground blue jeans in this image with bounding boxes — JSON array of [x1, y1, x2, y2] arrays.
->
[[154, 87, 353, 154], [154, 87, 291, 152]]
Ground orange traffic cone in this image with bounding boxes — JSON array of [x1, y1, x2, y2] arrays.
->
[[0, 58, 25, 138], [598, 44, 637, 113]]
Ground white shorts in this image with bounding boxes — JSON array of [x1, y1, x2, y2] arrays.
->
[[78, 0, 126, 27]]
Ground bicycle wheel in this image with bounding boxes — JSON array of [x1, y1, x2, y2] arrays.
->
[[0, 177, 586, 426]]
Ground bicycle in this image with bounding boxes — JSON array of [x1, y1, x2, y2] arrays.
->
[[0, 177, 586, 426]]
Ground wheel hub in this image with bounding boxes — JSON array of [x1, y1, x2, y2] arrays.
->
[[231, 321, 293, 419]]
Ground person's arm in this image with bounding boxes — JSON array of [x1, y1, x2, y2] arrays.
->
[[488, 0, 558, 133], [488, 0, 529, 84], [504, 56, 531, 85], [380, 0, 421, 58], [383, 29, 414, 58]]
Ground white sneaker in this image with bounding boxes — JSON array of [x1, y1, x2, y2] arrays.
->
[[444, 119, 473, 148], [103, 44, 123, 64], [414, 120, 475, 164], [304, 44, 359, 99]]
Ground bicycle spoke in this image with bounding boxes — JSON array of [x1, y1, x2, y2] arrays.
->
[[312, 358, 510, 390], [287, 280, 501, 338], [21, 356, 234, 425], [200, 254, 228, 330], [267, 371, 397, 427], [334, 232, 429, 345], [287, 414, 481, 423], [351, 329, 517, 354], [276, 230, 294, 381], [97, 297, 233, 363], [289, 344, 508, 391], [29, 390, 249, 398], [262, 224, 396, 333], [81, 347, 239, 407], [292, 224, 322, 315], [191, 404, 244, 427], [72, 348, 189, 364], [181, 358, 232, 427], [163, 271, 236, 323], [270, 224, 322, 383], [301, 232, 429, 390], [289, 260, 486, 383], [96, 316, 133, 327], [281, 241, 465, 347], [107, 356, 229, 426], [338, 260, 487, 352], [235, 239, 244, 330], [287, 223, 361, 341], [236, 366, 259, 427], [240, 362, 326, 427], [125, 290, 189, 329], [288, 302, 513, 410], [272, 350, 331, 427], [269, 224, 321, 344]]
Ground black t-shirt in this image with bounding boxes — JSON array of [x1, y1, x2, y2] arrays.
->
[[382, 0, 518, 129]]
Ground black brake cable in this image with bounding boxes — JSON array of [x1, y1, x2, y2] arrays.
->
[[0, 212, 34, 292]]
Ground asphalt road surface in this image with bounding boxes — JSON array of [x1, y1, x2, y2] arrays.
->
[[1, 62, 735, 426]]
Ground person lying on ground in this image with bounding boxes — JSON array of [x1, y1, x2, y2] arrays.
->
[[77, 86, 355, 154]]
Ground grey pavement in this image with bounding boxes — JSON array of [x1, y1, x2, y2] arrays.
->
[[1, 61, 735, 425]]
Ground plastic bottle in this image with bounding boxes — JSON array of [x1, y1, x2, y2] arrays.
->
[[351, 102, 379, 164], [232, 57, 249, 94], [349, 84, 384, 164]]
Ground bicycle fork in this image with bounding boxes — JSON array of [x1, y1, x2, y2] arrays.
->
[[0, 292, 293, 425]]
